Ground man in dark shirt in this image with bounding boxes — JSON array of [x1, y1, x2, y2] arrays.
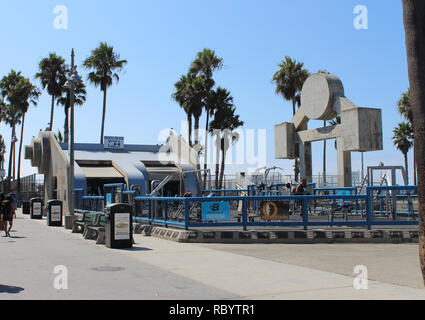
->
[[295, 179, 308, 195], [294, 179, 309, 217]]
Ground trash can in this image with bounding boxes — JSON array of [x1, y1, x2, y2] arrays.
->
[[22, 201, 31, 215], [105, 204, 133, 249], [47, 200, 63, 227], [30, 198, 43, 220]]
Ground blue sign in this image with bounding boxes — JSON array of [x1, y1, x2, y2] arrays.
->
[[202, 202, 230, 221]]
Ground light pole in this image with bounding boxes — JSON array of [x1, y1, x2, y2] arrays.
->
[[63, 49, 82, 229]]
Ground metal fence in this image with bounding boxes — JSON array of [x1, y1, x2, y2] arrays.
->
[[74, 185, 419, 231], [0, 174, 44, 201]]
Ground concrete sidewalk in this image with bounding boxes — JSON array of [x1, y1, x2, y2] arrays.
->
[[1, 211, 425, 300]]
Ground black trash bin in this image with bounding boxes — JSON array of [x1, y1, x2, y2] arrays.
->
[[30, 198, 43, 220], [105, 204, 133, 249], [47, 200, 63, 227], [22, 201, 31, 215]]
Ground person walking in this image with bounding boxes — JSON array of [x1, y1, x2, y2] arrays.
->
[[2, 195, 16, 237]]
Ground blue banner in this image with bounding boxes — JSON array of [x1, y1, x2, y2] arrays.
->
[[202, 202, 230, 221]]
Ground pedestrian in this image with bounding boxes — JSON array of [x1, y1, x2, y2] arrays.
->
[[2, 195, 16, 237], [294, 179, 310, 217]]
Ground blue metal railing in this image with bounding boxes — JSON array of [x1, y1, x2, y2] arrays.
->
[[74, 185, 419, 231]]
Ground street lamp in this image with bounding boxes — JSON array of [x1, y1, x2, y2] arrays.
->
[[63, 49, 82, 229]]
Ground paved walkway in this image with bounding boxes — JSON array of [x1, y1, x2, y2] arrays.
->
[[1, 210, 424, 300]]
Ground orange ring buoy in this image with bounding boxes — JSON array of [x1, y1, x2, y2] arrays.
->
[[262, 201, 279, 219]]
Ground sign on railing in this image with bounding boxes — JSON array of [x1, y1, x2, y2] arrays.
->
[[201, 202, 230, 221]]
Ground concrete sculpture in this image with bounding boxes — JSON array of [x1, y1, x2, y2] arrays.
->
[[275, 73, 383, 187]]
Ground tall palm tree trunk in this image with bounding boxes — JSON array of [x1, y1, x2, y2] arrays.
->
[[8, 123, 15, 180], [402, 0, 425, 284], [404, 152, 410, 185], [187, 113, 193, 147], [219, 142, 226, 190], [49, 95, 55, 131], [13, 138, 16, 181], [414, 147, 417, 185], [215, 132, 220, 189], [100, 88, 107, 145], [17, 114, 26, 197], [203, 113, 210, 190], [194, 117, 200, 147]]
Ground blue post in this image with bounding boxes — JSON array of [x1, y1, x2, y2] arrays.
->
[[242, 199, 248, 232], [164, 201, 168, 229], [355, 188, 359, 214], [184, 199, 189, 231], [302, 198, 308, 230], [148, 200, 152, 226], [366, 188, 372, 230]]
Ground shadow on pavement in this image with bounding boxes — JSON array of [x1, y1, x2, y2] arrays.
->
[[121, 247, 153, 252], [0, 285, 24, 294]]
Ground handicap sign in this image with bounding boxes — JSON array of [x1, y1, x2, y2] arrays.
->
[[202, 202, 230, 221]]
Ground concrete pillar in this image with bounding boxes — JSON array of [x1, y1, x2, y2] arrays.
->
[[299, 141, 313, 184], [337, 138, 352, 187]]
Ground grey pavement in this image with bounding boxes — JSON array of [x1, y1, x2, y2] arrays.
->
[[1, 210, 425, 300], [0, 211, 234, 300]]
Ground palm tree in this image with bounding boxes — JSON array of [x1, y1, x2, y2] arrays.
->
[[35, 53, 67, 131], [209, 96, 244, 189], [189, 49, 223, 188], [272, 56, 309, 181], [1, 70, 23, 181], [55, 130, 64, 143], [13, 78, 40, 194], [57, 80, 87, 144], [398, 89, 416, 185], [1, 71, 39, 194], [398, 89, 412, 122], [402, 0, 425, 286], [173, 74, 194, 147], [1, 104, 21, 181], [83, 42, 128, 144], [172, 73, 204, 148], [272, 56, 309, 116], [207, 88, 235, 188], [393, 122, 413, 185]]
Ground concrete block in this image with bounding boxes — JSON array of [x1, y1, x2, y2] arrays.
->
[[342, 107, 383, 152], [275, 123, 297, 159]]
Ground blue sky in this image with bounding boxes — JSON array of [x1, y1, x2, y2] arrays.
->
[[0, 0, 412, 180]]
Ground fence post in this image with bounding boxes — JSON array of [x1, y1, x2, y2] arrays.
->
[[302, 198, 308, 230], [164, 201, 168, 229], [184, 199, 189, 231], [242, 199, 248, 232], [148, 200, 152, 226], [366, 187, 372, 230]]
